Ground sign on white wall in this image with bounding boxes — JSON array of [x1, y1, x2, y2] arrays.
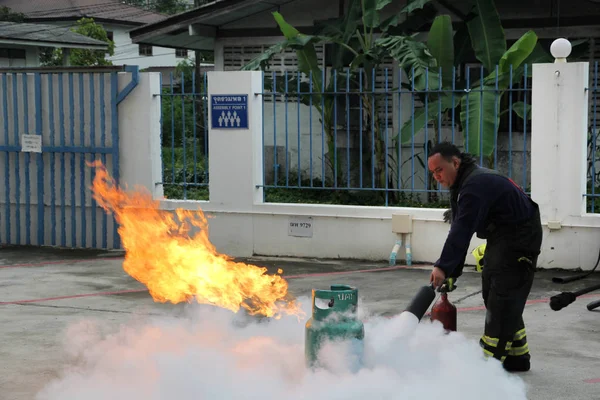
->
[[288, 216, 313, 237], [21, 134, 42, 153], [210, 94, 249, 129]]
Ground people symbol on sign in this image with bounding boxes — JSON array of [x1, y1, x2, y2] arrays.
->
[[218, 110, 242, 127]]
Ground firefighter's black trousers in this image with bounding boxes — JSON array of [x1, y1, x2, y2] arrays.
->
[[479, 206, 543, 365]]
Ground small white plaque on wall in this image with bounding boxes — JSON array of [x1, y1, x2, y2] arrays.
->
[[21, 134, 42, 153], [288, 216, 313, 238]]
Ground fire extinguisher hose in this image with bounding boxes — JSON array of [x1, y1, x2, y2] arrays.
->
[[453, 289, 483, 304]]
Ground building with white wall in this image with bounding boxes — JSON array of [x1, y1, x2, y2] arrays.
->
[[0, 21, 109, 67], [0, 0, 194, 69], [129, 0, 600, 73]]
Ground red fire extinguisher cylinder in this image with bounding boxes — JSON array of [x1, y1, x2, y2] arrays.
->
[[430, 290, 457, 332]]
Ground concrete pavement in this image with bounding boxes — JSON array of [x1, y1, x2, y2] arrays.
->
[[0, 246, 599, 399]]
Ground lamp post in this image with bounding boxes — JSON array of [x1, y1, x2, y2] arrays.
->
[[551, 38, 572, 63]]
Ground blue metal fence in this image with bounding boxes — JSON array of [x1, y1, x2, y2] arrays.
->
[[0, 66, 138, 249], [157, 70, 209, 200], [586, 61, 600, 213], [259, 65, 532, 207]]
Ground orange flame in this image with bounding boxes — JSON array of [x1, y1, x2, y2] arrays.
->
[[89, 161, 304, 320]]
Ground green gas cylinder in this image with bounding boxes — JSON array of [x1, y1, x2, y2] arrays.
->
[[304, 284, 365, 369]]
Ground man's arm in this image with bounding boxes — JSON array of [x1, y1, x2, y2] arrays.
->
[[435, 191, 486, 277]]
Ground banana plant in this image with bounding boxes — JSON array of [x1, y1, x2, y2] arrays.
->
[[242, 9, 352, 184], [392, 0, 543, 159], [241, 0, 551, 199], [241, 0, 420, 194]]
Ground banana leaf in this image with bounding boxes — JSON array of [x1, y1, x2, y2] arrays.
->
[[467, 0, 506, 75], [241, 40, 294, 71], [476, 30, 538, 89], [362, 0, 394, 28], [512, 101, 531, 121], [453, 14, 474, 66], [427, 15, 454, 88], [497, 30, 537, 76], [376, 35, 439, 91], [399, 93, 455, 143], [273, 12, 323, 94], [460, 86, 501, 157], [400, 0, 433, 15]]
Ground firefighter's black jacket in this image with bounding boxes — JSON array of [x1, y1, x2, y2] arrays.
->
[[434, 161, 538, 278]]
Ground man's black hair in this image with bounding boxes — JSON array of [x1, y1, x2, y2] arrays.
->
[[429, 141, 461, 161], [429, 141, 476, 166]]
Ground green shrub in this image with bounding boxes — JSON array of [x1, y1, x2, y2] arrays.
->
[[162, 144, 209, 200]]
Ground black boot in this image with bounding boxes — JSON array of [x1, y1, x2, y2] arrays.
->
[[503, 354, 531, 372]]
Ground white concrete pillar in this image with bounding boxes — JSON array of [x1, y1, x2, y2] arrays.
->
[[118, 72, 164, 198], [531, 39, 589, 225], [207, 71, 264, 211]]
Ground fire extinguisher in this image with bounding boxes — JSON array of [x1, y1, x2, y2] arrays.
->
[[430, 280, 457, 332]]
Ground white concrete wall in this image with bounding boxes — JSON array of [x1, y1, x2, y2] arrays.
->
[[116, 57, 600, 271], [105, 23, 192, 69], [118, 72, 164, 199], [531, 60, 600, 270]]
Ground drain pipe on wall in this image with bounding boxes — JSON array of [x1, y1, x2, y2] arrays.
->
[[117, 65, 140, 105], [389, 214, 413, 266]]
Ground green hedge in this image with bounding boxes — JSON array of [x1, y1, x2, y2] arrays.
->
[[162, 145, 209, 200]]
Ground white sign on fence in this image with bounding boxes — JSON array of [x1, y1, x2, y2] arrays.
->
[[21, 135, 42, 153], [288, 216, 313, 237]]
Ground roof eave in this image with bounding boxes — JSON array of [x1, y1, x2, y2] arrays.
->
[[0, 38, 109, 51], [132, 22, 217, 44], [23, 16, 157, 27], [129, 0, 261, 42]]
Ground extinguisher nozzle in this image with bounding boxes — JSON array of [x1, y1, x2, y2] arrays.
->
[[404, 285, 437, 321]]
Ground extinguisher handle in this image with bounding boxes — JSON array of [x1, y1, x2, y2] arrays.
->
[[438, 278, 457, 293]]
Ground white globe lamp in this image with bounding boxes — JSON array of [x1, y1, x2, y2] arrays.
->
[[550, 38, 572, 63]]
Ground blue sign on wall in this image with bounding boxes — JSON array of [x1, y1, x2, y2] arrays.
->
[[210, 94, 249, 129]]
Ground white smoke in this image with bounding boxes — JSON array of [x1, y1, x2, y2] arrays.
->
[[36, 299, 528, 400]]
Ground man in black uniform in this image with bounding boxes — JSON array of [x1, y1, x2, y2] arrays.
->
[[427, 142, 543, 372]]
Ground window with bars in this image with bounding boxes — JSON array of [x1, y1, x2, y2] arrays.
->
[[139, 44, 153, 56], [223, 44, 325, 73], [0, 48, 26, 59]]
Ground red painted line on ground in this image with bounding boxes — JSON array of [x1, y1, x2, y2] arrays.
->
[[0, 266, 415, 305], [1, 262, 599, 309], [584, 378, 600, 384], [0, 289, 147, 305], [0, 257, 123, 269]]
